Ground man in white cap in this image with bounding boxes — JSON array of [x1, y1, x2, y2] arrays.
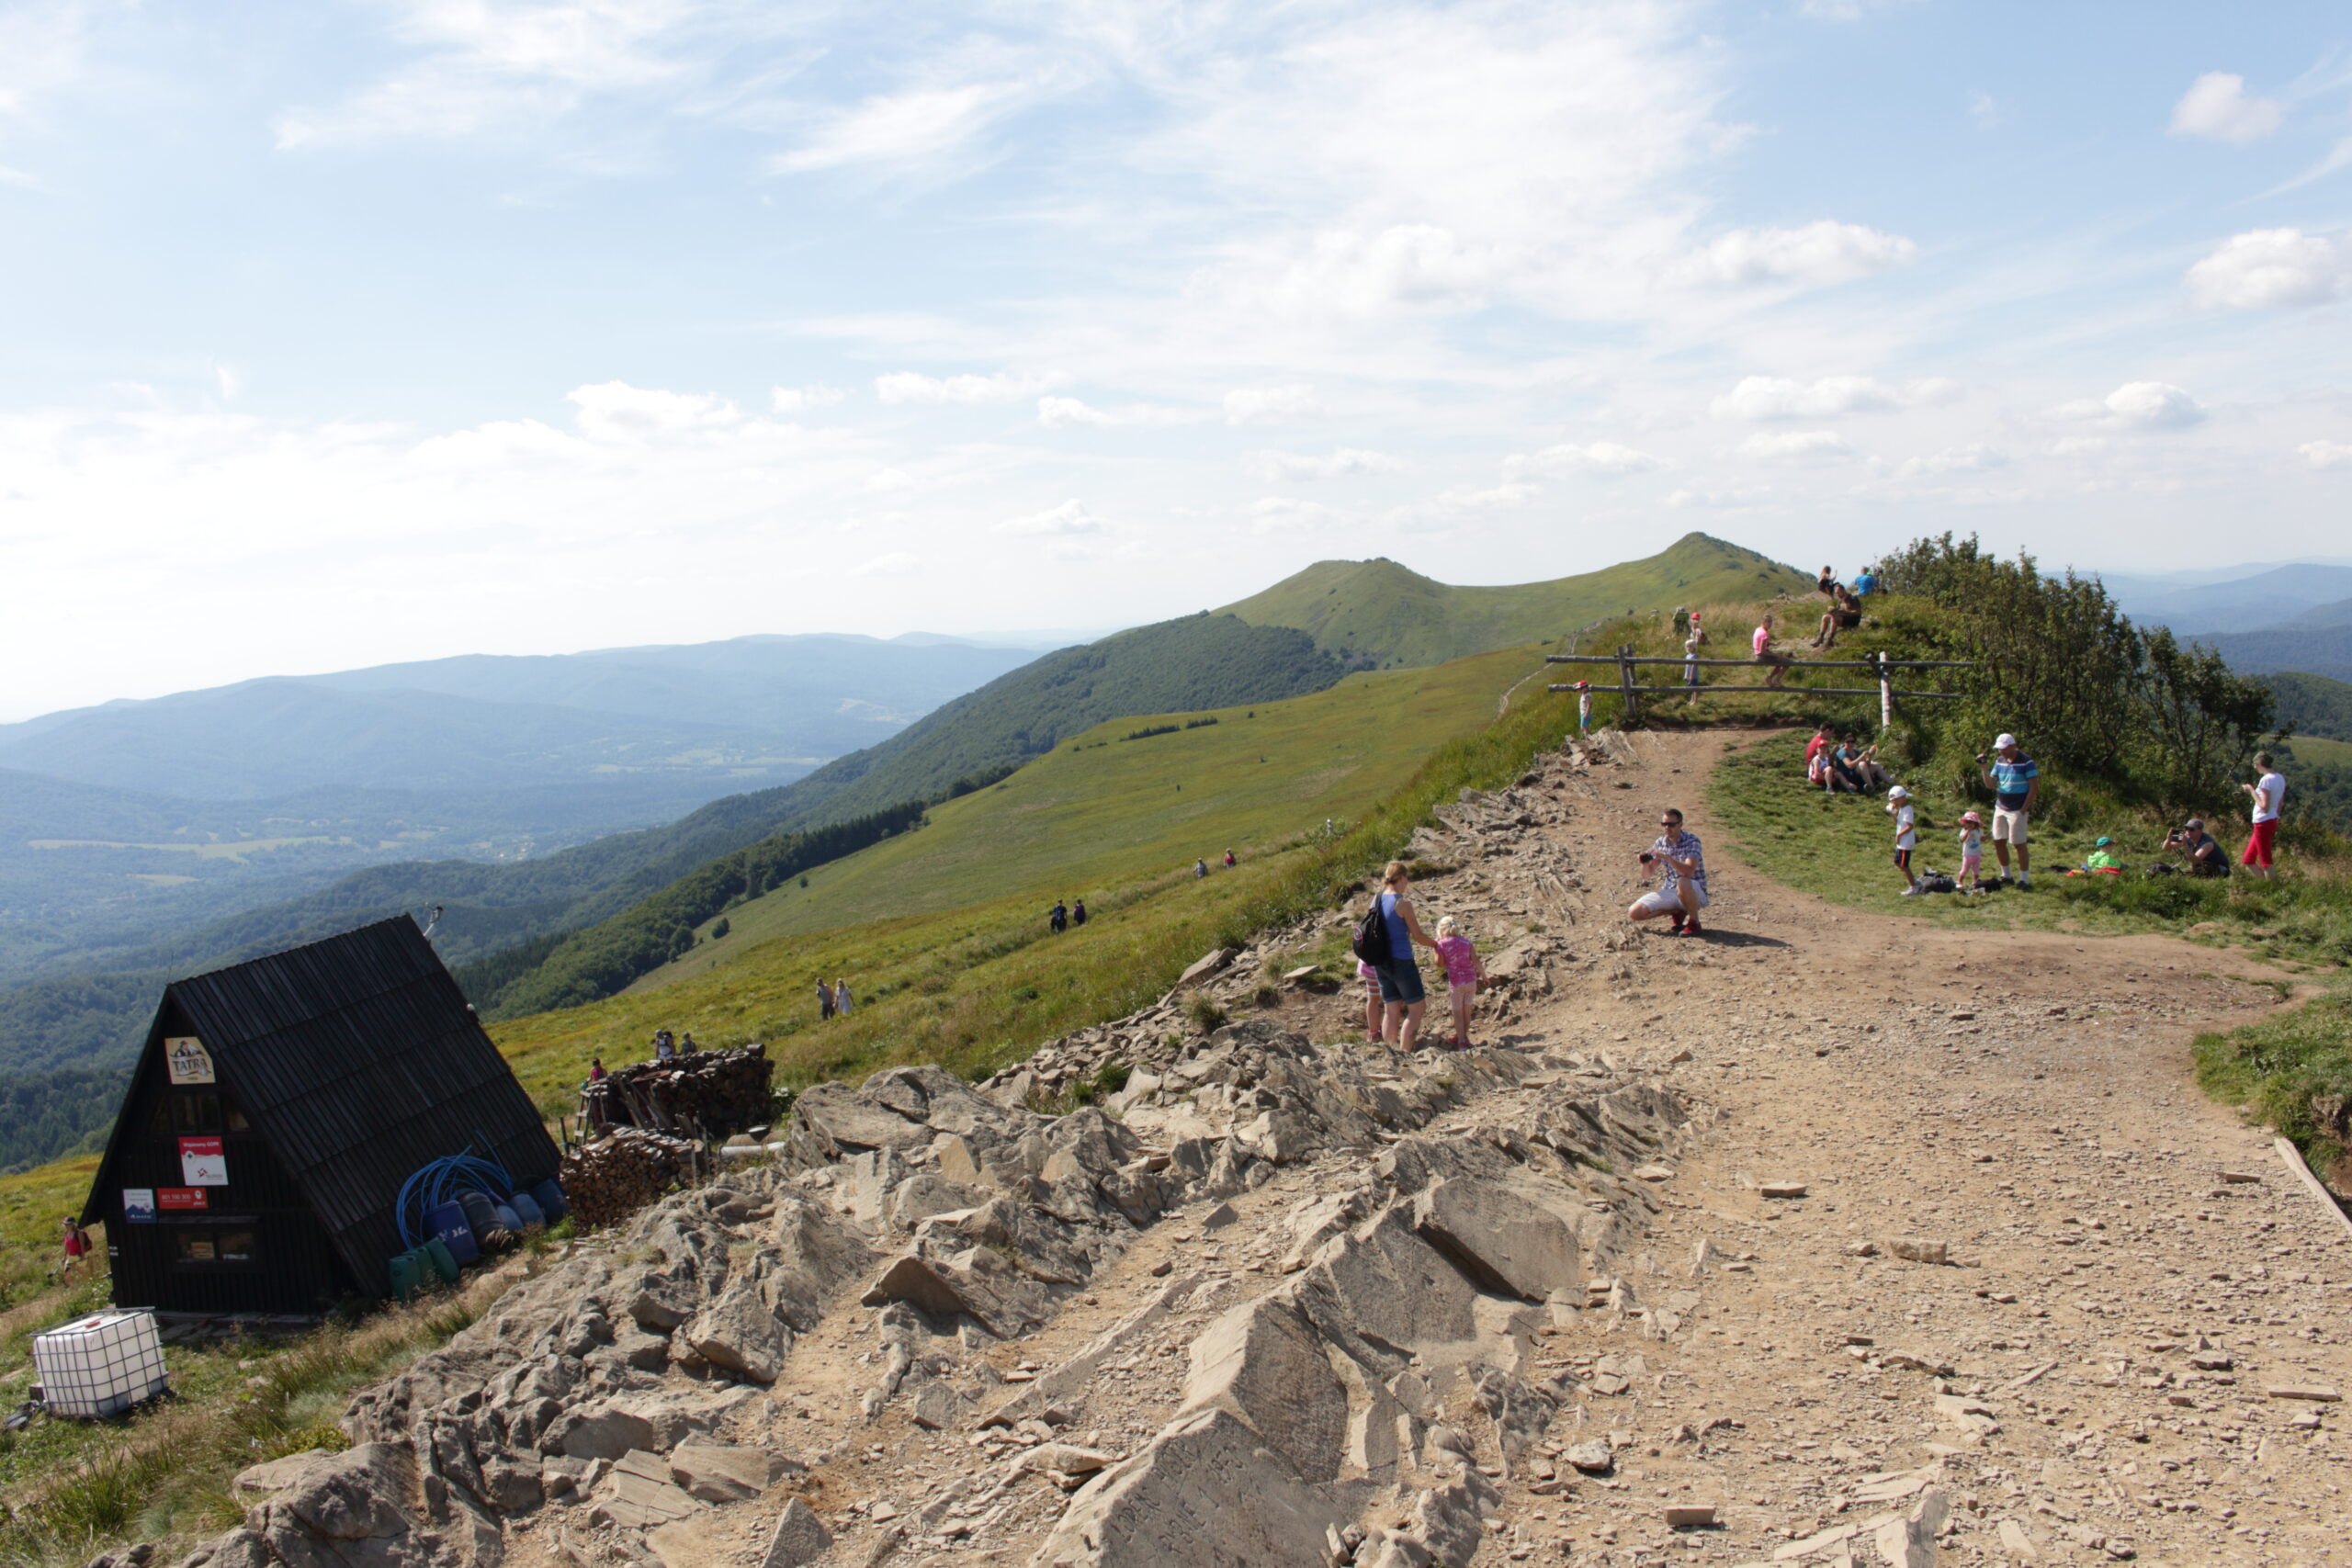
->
[[1888, 784, 1919, 895], [1973, 733, 2038, 888]]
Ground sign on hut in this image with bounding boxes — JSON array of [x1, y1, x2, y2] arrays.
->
[[78, 916, 559, 1316]]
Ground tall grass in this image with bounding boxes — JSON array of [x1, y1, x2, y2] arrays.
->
[[2194, 992, 2352, 1179]]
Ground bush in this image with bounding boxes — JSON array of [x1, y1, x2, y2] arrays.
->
[[710, 918, 730, 940], [1186, 995, 1228, 1032]]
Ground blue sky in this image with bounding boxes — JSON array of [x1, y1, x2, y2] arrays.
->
[[5, 0, 2352, 718]]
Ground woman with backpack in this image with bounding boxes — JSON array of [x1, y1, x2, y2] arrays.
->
[[1364, 861, 1441, 1051]]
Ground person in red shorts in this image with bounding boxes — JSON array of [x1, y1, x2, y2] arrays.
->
[[2240, 751, 2285, 878]]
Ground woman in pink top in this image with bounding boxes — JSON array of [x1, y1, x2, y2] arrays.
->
[[1432, 916, 1485, 1049], [1752, 614, 1792, 689]]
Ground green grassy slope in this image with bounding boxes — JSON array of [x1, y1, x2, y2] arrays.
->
[[1219, 533, 1809, 669], [2270, 671, 2352, 741]]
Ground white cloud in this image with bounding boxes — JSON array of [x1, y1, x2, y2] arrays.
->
[[771, 384, 846, 413], [768, 81, 1036, 176], [1433, 481, 1542, 511], [1502, 441, 1664, 479], [1799, 0, 1915, 17], [1897, 445, 2008, 478], [409, 417, 585, 468], [1247, 497, 1351, 533], [1736, 429, 1853, 463], [1222, 385, 1325, 425], [2185, 229, 2346, 310], [2298, 441, 2352, 470], [2168, 72, 2285, 145], [996, 499, 1102, 535], [875, 370, 1052, 404], [1709, 375, 1962, 420], [1668, 221, 1918, 289], [567, 380, 741, 439], [1035, 396, 1198, 429], [1247, 447, 1404, 481], [1966, 89, 2002, 129], [1191, 224, 1514, 317], [2101, 381, 2207, 431], [1666, 485, 1774, 509], [2049, 435, 2110, 457], [850, 551, 922, 576]]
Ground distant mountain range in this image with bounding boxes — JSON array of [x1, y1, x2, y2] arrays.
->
[[2097, 563, 2352, 638]]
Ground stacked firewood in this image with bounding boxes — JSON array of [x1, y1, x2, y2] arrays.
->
[[579, 1044, 775, 1139], [558, 1127, 703, 1229]]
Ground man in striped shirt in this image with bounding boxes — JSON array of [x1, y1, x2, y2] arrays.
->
[[1629, 808, 1709, 937], [1974, 733, 2039, 888]]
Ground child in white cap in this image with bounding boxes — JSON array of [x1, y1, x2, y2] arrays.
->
[[1889, 784, 1920, 896]]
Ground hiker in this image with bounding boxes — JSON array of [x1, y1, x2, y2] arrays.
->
[[2169, 818, 2229, 876], [833, 979, 854, 1016], [1852, 563, 1879, 596], [1682, 636, 1702, 702], [1804, 725, 1836, 789], [1357, 958, 1384, 1041], [588, 1056, 606, 1081], [1816, 565, 1839, 599], [61, 1215, 84, 1264], [2242, 751, 2286, 879], [1374, 861, 1441, 1050], [1194, 858, 1209, 879], [1752, 615, 1791, 688], [1889, 784, 1920, 896], [1628, 807, 1708, 936], [1224, 849, 1237, 868], [1672, 605, 1690, 637], [1433, 915, 1485, 1050], [1974, 734, 2038, 888], [653, 1029, 674, 1062], [678, 1032, 699, 1055], [817, 981, 834, 1021], [2077, 837, 2124, 873], [1826, 734, 1874, 795], [1956, 811, 1984, 892], [1844, 735, 1891, 793], [1049, 899, 1069, 933], [1576, 680, 1593, 732], [1071, 898, 1088, 927], [1813, 582, 1862, 649]]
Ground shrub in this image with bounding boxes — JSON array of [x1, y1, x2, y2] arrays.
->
[[1186, 995, 1228, 1032]]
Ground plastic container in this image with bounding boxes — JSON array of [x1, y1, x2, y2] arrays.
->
[[456, 1190, 503, 1247], [490, 1201, 523, 1236], [428, 1201, 479, 1266], [388, 1250, 425, 1303], [32, 1310, 168, 1418], [529, 1179, 567, 1223], [423, 1237, 459, 1283], [507, 1192, 545, 1230]]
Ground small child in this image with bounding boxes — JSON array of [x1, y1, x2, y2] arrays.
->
[[1575, 680, 1593, 732], [1957, 810, 1984, 893], [1889, 784, 1920, 896], [1357, 959, 1383, 1041], [1682, 636, 1702, 704], [1433, 916, 1484, 1049]]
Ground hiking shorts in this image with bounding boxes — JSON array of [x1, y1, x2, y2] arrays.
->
[[2243, 818, 2278, 867], [1992, 806, 2030, 845], [1632, 884, 1709, 918], [1376, 961, 1426, 1005]]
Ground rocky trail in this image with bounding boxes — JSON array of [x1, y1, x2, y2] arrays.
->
[[183, 730, 2348, 1568]]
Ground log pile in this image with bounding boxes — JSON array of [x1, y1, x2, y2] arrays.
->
[[558, 1127, 702, 1229], [580, 1044, 775, 1139]]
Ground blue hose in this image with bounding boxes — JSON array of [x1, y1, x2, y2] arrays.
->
[[394, 1150, 519, 1249]]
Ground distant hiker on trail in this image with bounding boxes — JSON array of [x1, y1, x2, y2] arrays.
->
[[1683, 636, 1702, 703], [588, 1056, 606, 1081], [1975, 733, 2038, 888], [1628, 807, 1708, 936], [653, 1029, 675, 1062], [1049, 899, 1069, 933], [1374, 861, 1441, 1051], [1752, 615, 1791, 688], [1576, 680, 1593, 732], [1957, 812, 1984, 893], [1433, 915, 1485, 1050], [833, 979, 854, 1016], [1852, 564, 1879, 596], [679, 1032, 699, 1054], [1357, 958, 1383, 1041], [1071, 898, 1088, 927], [61, 1215, 84, 1264], [1223, 849, 1237, 868], [1889, 784, 1920, 896], [1813, 582, 1862, 649], [817, 981, 834, 1021], [2242, 751, 2285, 879], [1672, 605, 1690, 637], [1194, 858, 1209, 878]]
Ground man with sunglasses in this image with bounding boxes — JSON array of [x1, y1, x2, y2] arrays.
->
[[1628, 807, 1708, 936]]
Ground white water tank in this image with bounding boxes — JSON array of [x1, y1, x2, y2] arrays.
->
[[32, 1309, 168, 1418]]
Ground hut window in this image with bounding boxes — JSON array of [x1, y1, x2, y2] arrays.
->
[[224, 1099, 251, 1133], [172, 1228, 257, 1265], [174, 1232, 217, 1263], [147, 1098, 172, 1138], [172, 1093, 221, 1133], [218, 1230, 255, 1262]]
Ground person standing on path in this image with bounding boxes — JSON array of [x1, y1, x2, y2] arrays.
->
[[1375, 861, 1441, 1051], [2241, 751, 2285, 878], [1627, 807, 1709, 935], [833, 979, 854, 1016], [1433, 916, 1485, 1049], [817, 980, 834, 1021], [1889, 784, 1920, 895], [1576, 680, 1593, 732], [1975, 733, 2038, 887], [1048, 899, 1068, 933], [1071, 898, 1088, 927], [1194, 858, 1209, 879]]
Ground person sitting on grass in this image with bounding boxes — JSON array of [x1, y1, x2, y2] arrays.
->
[[1889, 784, 1920, 896], [2166, 818, 2229, 876], [1805, 724, 1836, 789], [1813, 582, 1862, 649], [1628, 807, 1708, 937], [2079, 837, 2124, 874], [1752, 615, 1792, 689], [1433, 915, 1485, 1050]]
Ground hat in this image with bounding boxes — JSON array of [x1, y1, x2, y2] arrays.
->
[[1995, 733, 2018, 750], [1960, 810, 1982, 825], [1574, 680, 1590, 690], [1887, 784, 1909, 800], [2094, 836, 2114, 847], [2185, 818, 2204, 831]]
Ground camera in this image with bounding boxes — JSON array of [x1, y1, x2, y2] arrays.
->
[[1639, 851, 1656, 863]]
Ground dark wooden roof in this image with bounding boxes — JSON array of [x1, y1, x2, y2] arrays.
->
[[81, 916, 558, 1298]]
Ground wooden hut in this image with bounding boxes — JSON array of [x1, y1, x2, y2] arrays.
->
[[78, 916, 558, 1315]]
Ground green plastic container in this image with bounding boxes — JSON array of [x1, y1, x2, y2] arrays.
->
[[423, 1238, 459, 1284], [388, 1249, 425, 1303]]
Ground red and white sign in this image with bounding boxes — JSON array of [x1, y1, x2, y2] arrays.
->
[[178, 1135, 227, 1187], [158, 1187, 209, 1211]]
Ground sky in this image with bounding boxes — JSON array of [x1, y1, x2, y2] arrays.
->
[[6, 1, 2352, 720]]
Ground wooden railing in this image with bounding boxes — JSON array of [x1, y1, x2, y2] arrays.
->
[[1547, 649, 1969, 725]]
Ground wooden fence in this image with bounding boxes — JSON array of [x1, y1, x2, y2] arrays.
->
[[1548, 649, 1970, 726]]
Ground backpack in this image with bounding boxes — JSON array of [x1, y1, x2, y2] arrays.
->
[[1918, 874, 1957, 894], [1351, 897, 1392, 968]]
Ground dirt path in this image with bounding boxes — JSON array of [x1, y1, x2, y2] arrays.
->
[[502, 728, 2349, 1568]]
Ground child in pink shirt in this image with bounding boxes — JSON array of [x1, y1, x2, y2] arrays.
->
[[1356, 959, 1383, 1040], [1433, 916, 1484, 1049]]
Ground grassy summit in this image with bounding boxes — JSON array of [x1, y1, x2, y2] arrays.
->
[[1220, 532, 1809, 669]]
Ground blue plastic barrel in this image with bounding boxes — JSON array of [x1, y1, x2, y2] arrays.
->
[[530, 1179, 567, 1223], [428, 1201, 479, 1265], [509, 1192, 545, 1229], [423, 1237, 459, 1283], [490, 1201, 523, 1235]]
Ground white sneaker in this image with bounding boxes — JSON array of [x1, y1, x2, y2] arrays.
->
[[1900, 886, 1921, 897]]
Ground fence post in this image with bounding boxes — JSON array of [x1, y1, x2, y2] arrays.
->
[[1877, 651, 1893, 731], [1618, 645, 1640, 723]]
